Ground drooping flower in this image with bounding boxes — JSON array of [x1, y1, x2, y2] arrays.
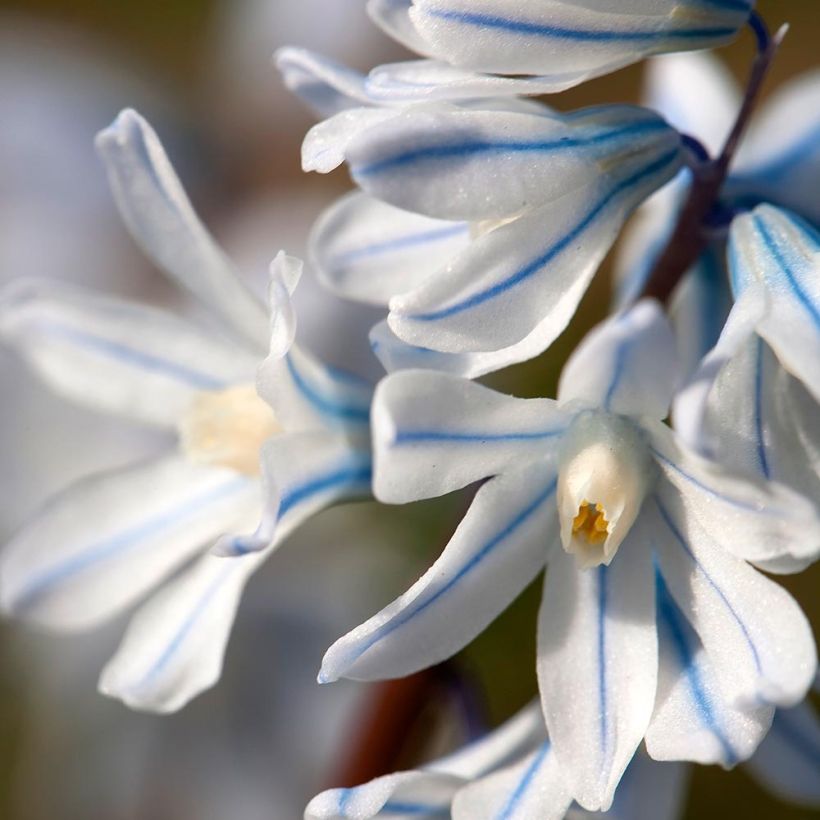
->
[[280, 0, 755, 109], [305, 700, 688, 820], [306, 103, 683, 375], [0, 109, 373, 712], [318, 300, 818, 810]]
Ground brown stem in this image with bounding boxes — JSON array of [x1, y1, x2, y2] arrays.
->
[[640, 19, 786, 305]]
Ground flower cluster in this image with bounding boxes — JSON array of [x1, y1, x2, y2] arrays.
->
[[2, 1, 819, 818]]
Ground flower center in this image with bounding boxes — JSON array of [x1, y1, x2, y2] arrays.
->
[[572, 500, 610, 545], [178, 384, 281, 476]]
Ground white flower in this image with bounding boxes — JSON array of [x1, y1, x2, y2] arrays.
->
[[0, 109, 373, 713], [306, 699, 688, 820], [318, 300, 818, 810], [306, 103, 683, 376]]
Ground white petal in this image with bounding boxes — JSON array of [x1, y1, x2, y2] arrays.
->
[[388, 134, 680, 353], [651, 493, 817, 709], [365, 58, 628, 103], [729, 205, 820, 403], [644, 51, 739, 156], [302, 107, 398, 174], [451, 743, 572, 820], [0, 279, 257, 427], [275, 47, 372, 117], [95, 109, 268, 350], [0, 455, 260, 631], [310, 191, 469, 306], [306, 771, 463, 820], [366, 0, 434, 56], [595, 753, 688, 820], [372, 370, 569, 503], [647, 569, 774, 767], [98, 548, 265, 713], [537, 527, 657, 811], [267, 251, 302, 360], [646, 419, 820, 571], [408, 0, 749, 77], [431, 701, 547, 779], [558, 299, 678, 420], [215, 431, 372, 557], [745, 700, 820, 807], [320, 462, 558, 683], [347, 105, 677, 222], [258, 344, 373, 436]]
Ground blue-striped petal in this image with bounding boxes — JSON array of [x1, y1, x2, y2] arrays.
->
[[95, 109, 269, 350], [646, 567, 774, 766], [367, 0, 434, 56], [557, 300, 678, 421], [310, 191, 469, 306], [408, 0, 751, 79], [537, 524, 657, 812], [651, 492, 817, 708], [0, 279, 257, 428], [320, 461, 558, 683], [372, 370, 569, 503], [0, 455, 260, 631]]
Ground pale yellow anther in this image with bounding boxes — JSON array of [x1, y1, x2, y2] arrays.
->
[[571, 500, 611, 546], [179, 384, 281, 476]]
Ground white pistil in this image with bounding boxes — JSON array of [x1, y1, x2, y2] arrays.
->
[[178, 384, 280, 476], [557, 411, 653, 568]]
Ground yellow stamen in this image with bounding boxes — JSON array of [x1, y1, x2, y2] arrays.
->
[[179, 384, 281, 476], [572, 499, 610, 545]]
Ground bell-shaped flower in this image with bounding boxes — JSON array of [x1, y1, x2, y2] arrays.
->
[[0, 109, 373, 713], [287, 0, 753, 108], [305, 699, 688, 820], [318, 300, 819, 811], [307, 103, 683, 375]]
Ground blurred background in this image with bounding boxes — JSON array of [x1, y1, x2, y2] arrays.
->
[[0, 0, 817, 817]]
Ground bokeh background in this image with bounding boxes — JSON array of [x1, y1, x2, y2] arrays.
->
[[0, 1, 817, 818]]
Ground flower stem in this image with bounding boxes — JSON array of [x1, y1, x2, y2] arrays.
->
[[640, 14, 785, 305]]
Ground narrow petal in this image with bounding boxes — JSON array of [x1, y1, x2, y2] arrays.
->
[[0, 279, 257, 427], [730, 205, 820, 401], [647, 568, 774, 767], [267, 251, 302, 360], [347, 105, 677, 222], [537, 527, 658, 811], [275, 47, 372, 117], [372, 370, 568, 503], [451, 743, 572, 820], [0, 455, 259, 631], [557, 300, 678, 420], [258, 344, 373, 436], [408, 0, 750, 78], [310, 192, 469, 306], [646, 419, 820, 571], [306, 771, 463, 820], [651, 493, 817, 708], [98, 549, 264, 713], [320, 462, 558, 683], [388, 135, 680, 353], [215, 431, 372, 557], [745, 700, 820, 807], [95, 109, 268, 350]]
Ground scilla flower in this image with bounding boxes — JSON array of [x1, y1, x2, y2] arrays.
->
[[0, 110, 373, 712], [319, 301, 818, 810], [306, 701, 687, 820], [280, 0, 754, 108], [307, 103, 683, 375]]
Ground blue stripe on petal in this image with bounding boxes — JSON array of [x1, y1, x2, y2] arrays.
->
[[393, 428, 565, 445], [319, 477, 557, 682], [423, 7, 740, 44], [753, 338, 772, 479], [285, 354, 372, 423], [9, 476, 252, 612], [653, 496, 764, 680], [330, 223, 469, 267], [408, 149, 680, 322], [278, 459, 373, 518], [597, 565, 610, 761], [496, 741, 552, 820], [655, 563, 738, 765], [40, 322, 229, 390]]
